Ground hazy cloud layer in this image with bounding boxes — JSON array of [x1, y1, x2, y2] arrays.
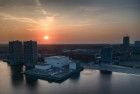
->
[[0, 0, 140, 43]]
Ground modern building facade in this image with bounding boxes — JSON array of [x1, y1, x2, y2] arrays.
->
[[23, 40, 38, 67], [9, 40, 23, 65], [123, 36, 130, 47], [100, 47, 112, 64]]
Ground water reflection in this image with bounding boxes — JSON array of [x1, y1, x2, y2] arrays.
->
[[10, 65, 38, 90], [0, 62, 140, 94], [98, 70, 112, 94], [69, 72, 80, 83], [25, 76, 38, 89], [10, 65, 24, 87], [100, 70, 112, 74]]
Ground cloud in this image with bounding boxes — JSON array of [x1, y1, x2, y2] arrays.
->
[[0, 0, 139, 7], [0, 12, 38, 24], [0, 0, 139, 29], [0, 0, 36, 6], [35, 0, 47, 15], [0, 0, 56, 24]]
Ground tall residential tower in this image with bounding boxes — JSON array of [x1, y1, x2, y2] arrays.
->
[[123, 36, 130, 47], [9, 40, 23, 65], [23, 40, 38, 68]]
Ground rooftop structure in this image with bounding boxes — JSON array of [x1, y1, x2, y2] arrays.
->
[[35, 64, 52, 70], [45, 56, 71, 68]]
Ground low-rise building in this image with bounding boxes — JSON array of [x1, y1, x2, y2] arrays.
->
[[63, 49, 96, 61], [44, 56, 70, 68]]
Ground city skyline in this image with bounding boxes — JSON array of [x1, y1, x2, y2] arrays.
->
[[0, 1, 140, 94], [0, 0, 140, 44]]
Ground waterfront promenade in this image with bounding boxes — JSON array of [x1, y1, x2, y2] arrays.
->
[[83, 63, 140, 75]]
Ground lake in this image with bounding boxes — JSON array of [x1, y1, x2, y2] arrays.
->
[[0, 61, 140, 94]]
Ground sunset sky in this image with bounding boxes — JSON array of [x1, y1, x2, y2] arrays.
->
[[0, 0, 140, 44]]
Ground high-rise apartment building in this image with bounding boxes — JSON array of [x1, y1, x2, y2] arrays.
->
[[9, 40, 23, 65]]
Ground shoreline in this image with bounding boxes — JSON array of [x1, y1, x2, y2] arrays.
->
[[83, 64, 140, 75]]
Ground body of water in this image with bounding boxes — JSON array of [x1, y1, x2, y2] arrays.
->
[[0, 61, 140, 94]]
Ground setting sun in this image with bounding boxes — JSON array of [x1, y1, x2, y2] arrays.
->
[[44, 36, 49, 40]]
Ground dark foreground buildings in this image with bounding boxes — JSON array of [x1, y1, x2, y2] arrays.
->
[[9, 40, 38, 68], [9, 40, 23, 65], [123, 36, 130, 48], [24, 41, 38, 68], [135, 41, 140, 48]]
